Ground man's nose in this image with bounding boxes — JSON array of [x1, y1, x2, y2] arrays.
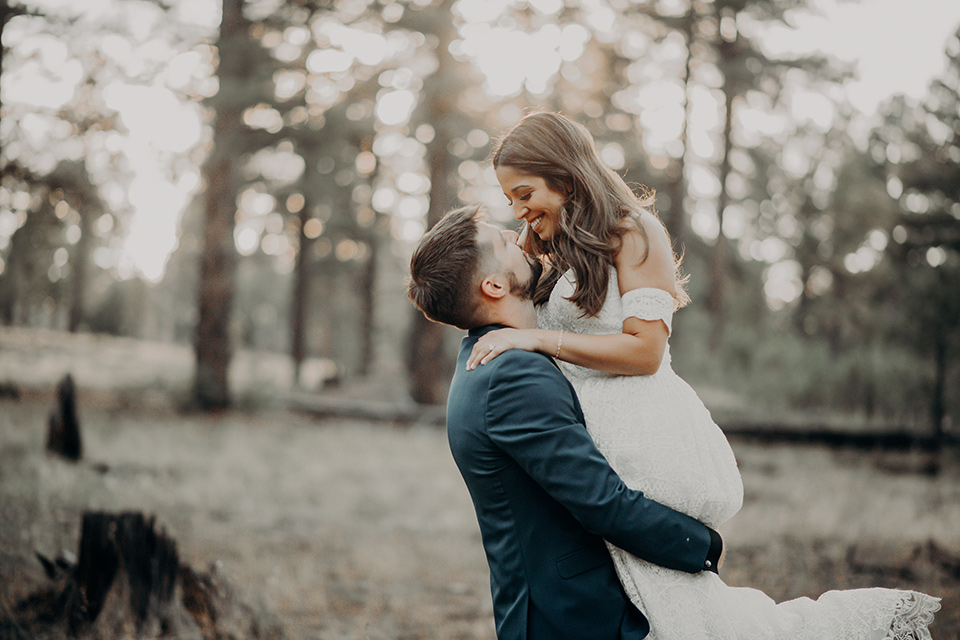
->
[[503, 229, 520, 244]]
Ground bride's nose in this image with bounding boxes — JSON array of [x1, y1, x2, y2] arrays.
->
[[513, 203, 527, 220]]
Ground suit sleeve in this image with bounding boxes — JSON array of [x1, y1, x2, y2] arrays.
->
[[485, 353, 719, 574]]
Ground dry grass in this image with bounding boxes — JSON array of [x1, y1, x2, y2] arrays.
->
[[1, 399, 495, 639], [0, 327, 957, 638]]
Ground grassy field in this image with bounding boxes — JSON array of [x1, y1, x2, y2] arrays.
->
[[1, 328, 958, 638]]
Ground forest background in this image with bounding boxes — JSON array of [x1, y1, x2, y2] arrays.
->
[[2, 0, 960, 638], [1, 0, 959, 435]]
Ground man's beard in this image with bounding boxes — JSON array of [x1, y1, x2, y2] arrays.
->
[[509, 255, 543, 301]]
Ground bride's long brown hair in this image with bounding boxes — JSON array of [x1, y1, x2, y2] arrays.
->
[[492, 111, 688, 316]]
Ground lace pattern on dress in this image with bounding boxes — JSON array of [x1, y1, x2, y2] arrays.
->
[[620, 287, 674, 336], [885, 591, 941, 640]]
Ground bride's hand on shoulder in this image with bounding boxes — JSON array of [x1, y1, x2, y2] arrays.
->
[[466, 328, 544, 370]]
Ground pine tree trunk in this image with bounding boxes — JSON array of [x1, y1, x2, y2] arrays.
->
[[664, 4, 696, 245], [193, 0, 247, 410], [932, 329, 946, 446], [290, 203, 313, 387], [406, 1, 459, 405], [68, 205, 94, 333], [707, 80, 735, 349], [407, 137, 451, 404], [358, 233, 377, 377]]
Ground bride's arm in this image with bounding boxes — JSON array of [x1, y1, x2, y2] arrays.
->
[[466, 323, 667, 375], [467, 213, 676, 375]]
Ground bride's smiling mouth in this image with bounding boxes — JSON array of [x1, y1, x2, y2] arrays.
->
[[529, 215, 544, 231]]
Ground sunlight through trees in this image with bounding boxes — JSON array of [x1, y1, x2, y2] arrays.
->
[[0, 0, 958, 429]]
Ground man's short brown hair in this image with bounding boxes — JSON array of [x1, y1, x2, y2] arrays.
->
[[408, 204, 487, 330]]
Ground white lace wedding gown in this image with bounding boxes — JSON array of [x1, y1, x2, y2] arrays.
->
[[537, 267, 940, 640]]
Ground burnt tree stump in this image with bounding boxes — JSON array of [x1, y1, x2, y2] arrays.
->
[[46, 373, 82, 461], [66, 511, 194, 638], [0, 380, 21, 399], [7, 511, 283, 639]]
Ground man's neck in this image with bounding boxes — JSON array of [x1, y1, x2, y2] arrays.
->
[[483, 298, 538, 330]]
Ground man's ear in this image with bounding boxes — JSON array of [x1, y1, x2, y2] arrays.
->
[[479, 274, 508, 300]]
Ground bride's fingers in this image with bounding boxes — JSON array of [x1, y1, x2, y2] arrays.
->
[[466, 342, 490, 370], [467, 330, 513, 370], [479, 344, 504, 366], [467, 341, 502, 370]]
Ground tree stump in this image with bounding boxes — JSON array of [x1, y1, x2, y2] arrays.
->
[[0, 380, 21, 399], [7, 511, 283, 639], [67, 511, 196, 639], [46, 374, 82, 461]]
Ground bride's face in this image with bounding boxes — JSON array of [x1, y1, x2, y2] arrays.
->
[[495, 165, 567, 242]]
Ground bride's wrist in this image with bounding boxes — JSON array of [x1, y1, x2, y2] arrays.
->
[[539, 330, 558, 355]]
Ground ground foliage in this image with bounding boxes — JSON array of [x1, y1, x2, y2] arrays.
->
[[0, 332, 958, 639]]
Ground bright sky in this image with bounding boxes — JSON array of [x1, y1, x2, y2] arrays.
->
[[769, 0, 960, 114], [4, 0, 960, 284]]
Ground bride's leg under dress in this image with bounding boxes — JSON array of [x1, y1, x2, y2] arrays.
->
[[608, 544, 940, 640]]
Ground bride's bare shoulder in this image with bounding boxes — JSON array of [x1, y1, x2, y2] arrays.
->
[[616, 210, 673, 269]]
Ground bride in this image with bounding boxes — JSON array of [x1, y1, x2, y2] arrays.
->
[[466, 111, 940, 640]]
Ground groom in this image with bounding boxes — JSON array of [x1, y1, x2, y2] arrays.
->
[[408, 205, 723, 640]]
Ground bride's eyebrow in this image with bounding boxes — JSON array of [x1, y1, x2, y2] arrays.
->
[[504, 184, 532, 202]]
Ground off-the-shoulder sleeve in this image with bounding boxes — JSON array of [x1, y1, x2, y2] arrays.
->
[[621, 287, 674, 335]]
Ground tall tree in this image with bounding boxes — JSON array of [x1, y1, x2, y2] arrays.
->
[[705, 0, 843, 344], [872, 26, 960, 438], [0, 4, 128, 330], [401, 0, 485, 405], [49, 161, 103, 332], [624, 0, 844, 344], [193, 0, 265, 409], [293, 92, 378, 383]]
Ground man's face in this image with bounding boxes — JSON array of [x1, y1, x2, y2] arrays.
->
[[476, 221, 542, 300]]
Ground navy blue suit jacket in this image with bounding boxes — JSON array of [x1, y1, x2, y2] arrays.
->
[[446, 325, 718, 640]]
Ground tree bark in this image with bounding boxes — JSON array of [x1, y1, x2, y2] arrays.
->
[[290, 202, 313, 387], [358, 233, 377, 377], [406, 0, 459, 406], [707, 79, 735, 349], [664, 4, 696, 246], [193, 0, 246, 410], [68, 200, 94, 333], [407, 147, 452, 405], [932, 328, 946, 445]]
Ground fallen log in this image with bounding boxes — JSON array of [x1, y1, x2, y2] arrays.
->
[[286, 391, 446, 425]]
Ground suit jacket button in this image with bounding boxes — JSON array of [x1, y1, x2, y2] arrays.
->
[[704, 560, 712, 568]]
